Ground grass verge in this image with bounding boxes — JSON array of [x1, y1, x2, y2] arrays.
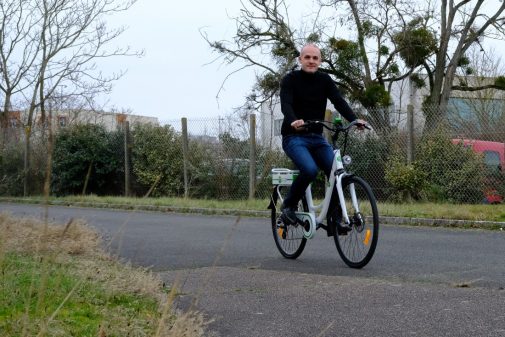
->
[[2, 195, 505, 223], [0, 212, 208, 337]]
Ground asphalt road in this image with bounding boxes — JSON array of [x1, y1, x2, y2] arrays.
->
[[2, 203, 505, 337]]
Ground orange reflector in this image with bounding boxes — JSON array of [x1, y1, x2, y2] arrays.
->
[[364, 229, 371, 245], [278, 228, 284, 238]]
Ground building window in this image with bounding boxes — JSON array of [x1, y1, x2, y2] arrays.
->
[[58, 116, 67, 127], [448, 97, 505, 129]]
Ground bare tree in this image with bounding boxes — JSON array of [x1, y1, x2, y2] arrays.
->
[[202, 0, 297, 109], [322, 0, 505, 130], [204, 0, 505, 133], [0, 0, 40, 129], [422, 0, 505, 129], [203, 0, 434, 132], [0, 0, 140, 196], [319, 0, 434, 129]]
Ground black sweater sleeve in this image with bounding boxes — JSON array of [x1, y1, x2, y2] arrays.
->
[[279, 73, 297, 124], [325, 74, 357, 122]]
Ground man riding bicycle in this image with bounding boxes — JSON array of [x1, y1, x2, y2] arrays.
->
[[279, 43, 365, 224]]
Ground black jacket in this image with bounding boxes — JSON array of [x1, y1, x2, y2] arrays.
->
[[279, 70, 356, 136]]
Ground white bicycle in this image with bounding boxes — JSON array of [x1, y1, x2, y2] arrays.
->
[[268, 119, 379, 268]]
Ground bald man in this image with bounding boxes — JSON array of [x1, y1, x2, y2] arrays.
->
[[279, 43, 360, 224]]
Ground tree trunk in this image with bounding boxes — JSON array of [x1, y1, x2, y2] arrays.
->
[[23, 99, 38, 197], [347, 0, 372, 86], [1, 92, 13, 150], [43, 108, 54, 220], [23, 126, 32, 197]]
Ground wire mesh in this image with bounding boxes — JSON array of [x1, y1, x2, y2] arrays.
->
[[1, 104, 504, 204]]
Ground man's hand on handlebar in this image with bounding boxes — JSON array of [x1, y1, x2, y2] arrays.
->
[[355, 119, 369, 130], [293, 118, 371, 131], [291, 119, 305, 131]]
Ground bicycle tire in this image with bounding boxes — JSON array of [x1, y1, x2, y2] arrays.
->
[[329, 176, 379, 268], [270, 185, 307, 259]]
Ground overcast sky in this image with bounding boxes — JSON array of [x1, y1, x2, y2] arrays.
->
[[97, 0, 279, 122]]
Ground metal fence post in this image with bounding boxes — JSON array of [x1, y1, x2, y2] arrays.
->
[[181, 117, 189, 198], [124, 121, 131, 197], [249, 114, 256, 200], [407, 104, 415, 164]]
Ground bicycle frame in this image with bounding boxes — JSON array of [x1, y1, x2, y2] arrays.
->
[[272, 120, 369, 239], [271, 120, 379, 268], [273, 146, 359, 239], [304, 147, 358, 228]]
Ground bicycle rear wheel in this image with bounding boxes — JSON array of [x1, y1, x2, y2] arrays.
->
[[328, 176, 379, 268], [270, 185, 307, 259]]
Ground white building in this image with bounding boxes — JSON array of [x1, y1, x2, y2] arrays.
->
[[6, 108, 159, 131], [259, 97, 283, 150], [390, 74, 505, 130]]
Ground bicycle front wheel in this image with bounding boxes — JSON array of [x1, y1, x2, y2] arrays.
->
[[329, 176, 379, 268], [270, 185, 307, 259]]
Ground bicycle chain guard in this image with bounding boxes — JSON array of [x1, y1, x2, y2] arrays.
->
[[295, 212, 316, 239]]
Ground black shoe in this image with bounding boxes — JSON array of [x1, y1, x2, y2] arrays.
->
[[281, 206, 297, 225], [336, 224, 351, 235]]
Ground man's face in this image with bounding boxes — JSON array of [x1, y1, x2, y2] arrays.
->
[[299, 46, 321, 73]]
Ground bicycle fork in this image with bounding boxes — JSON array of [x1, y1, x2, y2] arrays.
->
[[332, 148, 360, 226], [335, 173, 359, 225]]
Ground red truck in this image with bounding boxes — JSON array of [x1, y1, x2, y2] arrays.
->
[[452, 139, 505, 204]]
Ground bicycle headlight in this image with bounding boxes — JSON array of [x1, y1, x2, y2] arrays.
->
[[343, 155, 352, 166]]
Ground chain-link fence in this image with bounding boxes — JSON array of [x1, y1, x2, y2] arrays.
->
[[1, 104, 504, 204]]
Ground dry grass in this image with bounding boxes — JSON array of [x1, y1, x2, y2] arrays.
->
[[164, 310, 209, 337], [0, 211, 210, 337], [0, 212, 100, 255]]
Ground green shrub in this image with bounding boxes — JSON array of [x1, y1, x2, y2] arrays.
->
[[415, 132, 485, 203], [384, 157, 427, 202], [52, 124, 124, 196], [209, 133, 250, 200], [0, 143, 25, 196], [344, 132, 393, 200], [254, 147, 293, 199], [28, 135, 50, 195], [182, 140, 218, 198], [131, 123, 183, 197], [183, 139, 245, 200], [0, 134, 47, 196]]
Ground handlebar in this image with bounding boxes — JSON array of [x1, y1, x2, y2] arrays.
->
[[300, 119, 371, 152], [301, 119, 372, 132]]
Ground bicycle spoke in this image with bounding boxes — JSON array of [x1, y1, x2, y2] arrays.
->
[[333, 176, 379, 268], [271, 186, 307, 259]]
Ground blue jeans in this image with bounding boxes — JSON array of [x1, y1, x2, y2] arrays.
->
[[282, 133, 334, 208]]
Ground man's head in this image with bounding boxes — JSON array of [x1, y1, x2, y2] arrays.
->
[[299, 44, 321, 73]]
